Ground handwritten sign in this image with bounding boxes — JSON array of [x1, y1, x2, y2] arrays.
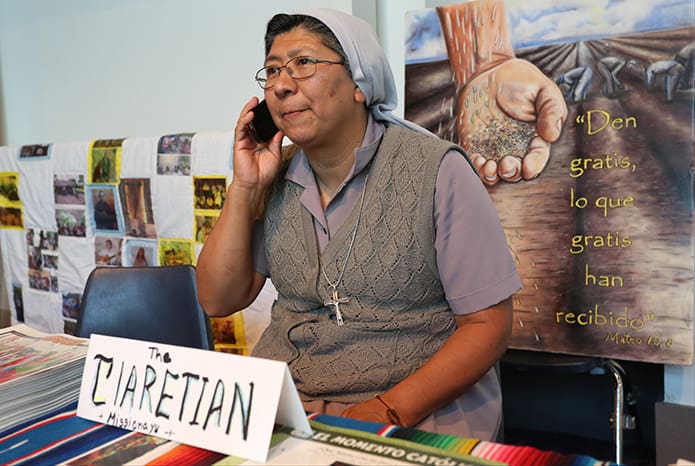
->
[[77, 334, 311, 462]]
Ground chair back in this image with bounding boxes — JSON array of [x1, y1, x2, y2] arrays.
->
[[75, 265, 214, 350]]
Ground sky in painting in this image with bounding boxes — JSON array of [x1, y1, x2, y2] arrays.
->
[[405, 0, 694, 63]]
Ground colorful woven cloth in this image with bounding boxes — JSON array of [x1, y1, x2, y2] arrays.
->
[[309, 414, 618, 466], [0, 406, 617, 466], [0, 405, 127, 466]]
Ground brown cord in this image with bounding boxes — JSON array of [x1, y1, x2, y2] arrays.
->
[[374, 394, 404, 426]]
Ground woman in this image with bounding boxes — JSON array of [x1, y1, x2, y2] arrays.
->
[[133, 247, 148, 266], [197, 8, 521, 440]]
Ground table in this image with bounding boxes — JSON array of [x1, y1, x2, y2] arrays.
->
[[0, 324, 617, 465]]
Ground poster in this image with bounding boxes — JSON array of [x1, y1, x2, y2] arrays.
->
[[405, 0, 694, 364]]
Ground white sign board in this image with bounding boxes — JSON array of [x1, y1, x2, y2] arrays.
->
[[77, 334, 311, 462]]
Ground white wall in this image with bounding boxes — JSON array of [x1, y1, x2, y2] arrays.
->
[[0, 0, 692, 409], [0, 0, 353, 146]]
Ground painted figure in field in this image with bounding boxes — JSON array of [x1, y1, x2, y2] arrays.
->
[[645, 60, 684, 102], [555, 66, 594, 104], [674, 42, 695, 89], [597, 56, 638, 97]]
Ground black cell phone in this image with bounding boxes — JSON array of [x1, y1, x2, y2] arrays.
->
[[249, 100, 279, 143]]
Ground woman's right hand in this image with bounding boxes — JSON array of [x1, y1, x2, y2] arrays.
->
[[197, 97, 280, 316], [232, 97, 285, 192]]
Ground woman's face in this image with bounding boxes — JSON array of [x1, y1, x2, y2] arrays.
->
[[263, 28, 366, 151]]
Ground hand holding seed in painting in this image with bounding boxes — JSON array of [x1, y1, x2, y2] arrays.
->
[[460, 59, 568, 186]]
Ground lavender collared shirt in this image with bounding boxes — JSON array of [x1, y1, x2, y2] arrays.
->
[[253, 116, 521, 315]]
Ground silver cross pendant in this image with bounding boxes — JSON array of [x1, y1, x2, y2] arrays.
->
[[324, 287, 348, 326]]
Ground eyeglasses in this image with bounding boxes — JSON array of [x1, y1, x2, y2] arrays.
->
[[255, 56, 345, 89]]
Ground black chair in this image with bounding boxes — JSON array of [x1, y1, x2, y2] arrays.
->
[[501, 349, 635, 465], [75, 265, 214, 350]]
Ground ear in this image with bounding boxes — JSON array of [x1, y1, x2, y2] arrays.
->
[[354, 85, 366, 104]]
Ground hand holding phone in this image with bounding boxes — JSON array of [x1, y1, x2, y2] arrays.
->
[[248, 100, 279, 143]]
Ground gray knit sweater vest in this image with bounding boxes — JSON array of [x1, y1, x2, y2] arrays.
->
[[252, 125, 466, 402]]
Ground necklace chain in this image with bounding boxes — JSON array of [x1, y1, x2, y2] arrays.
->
[[321, 171, 370, 326]]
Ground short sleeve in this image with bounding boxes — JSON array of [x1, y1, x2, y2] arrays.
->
[[252, 220, 270, 277], [434, 150, 522, 314]]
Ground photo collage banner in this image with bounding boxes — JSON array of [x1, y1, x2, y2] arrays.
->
[[0, 132, 274, 355]]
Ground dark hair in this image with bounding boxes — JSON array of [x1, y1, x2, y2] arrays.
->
[[264, 14, 351, 76]]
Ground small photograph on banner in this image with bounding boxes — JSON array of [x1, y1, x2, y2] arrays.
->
[[193, 176, 226, 211], [158, 238, 194, 266], [118, 178, 157, 238], [211, 312, 249, 355], [158, 133, 193, 154], [61, 298, 80, 335], [56, 207, 87, 237], [194, 211, 219, 244], [0, 172, 21, 206], [55, 173, 87, 237], [122, 238, 157, 267], [62, 291, 81, 320], [87, 185, 123, 235], [26, 228, 59, 293], [157, 133, 193, 176], [157, 154, 192, 176], [95, 236, 123, 266], [18, 144, 51, 160], [54, 174, 85, 206], [0, 206, 23, 229], [12, 284, 24, 322], [28, 268, 53, 293], [88, 139, 123, 184], [26, 228, 58, 255], [0, 172, 23, 229]]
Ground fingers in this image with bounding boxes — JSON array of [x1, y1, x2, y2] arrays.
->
[[470, 153, 498, 184], [471, 153, 486, 172], [535, 83, 568, 143], [239, 96, 260, 126], [472, 153, 537, 185], [266, 130, 285, 156], [498, 156, 522, 182], [234, 97, 261, 144], [341, 401, 390, 424], [521, 137, 550, 180]]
